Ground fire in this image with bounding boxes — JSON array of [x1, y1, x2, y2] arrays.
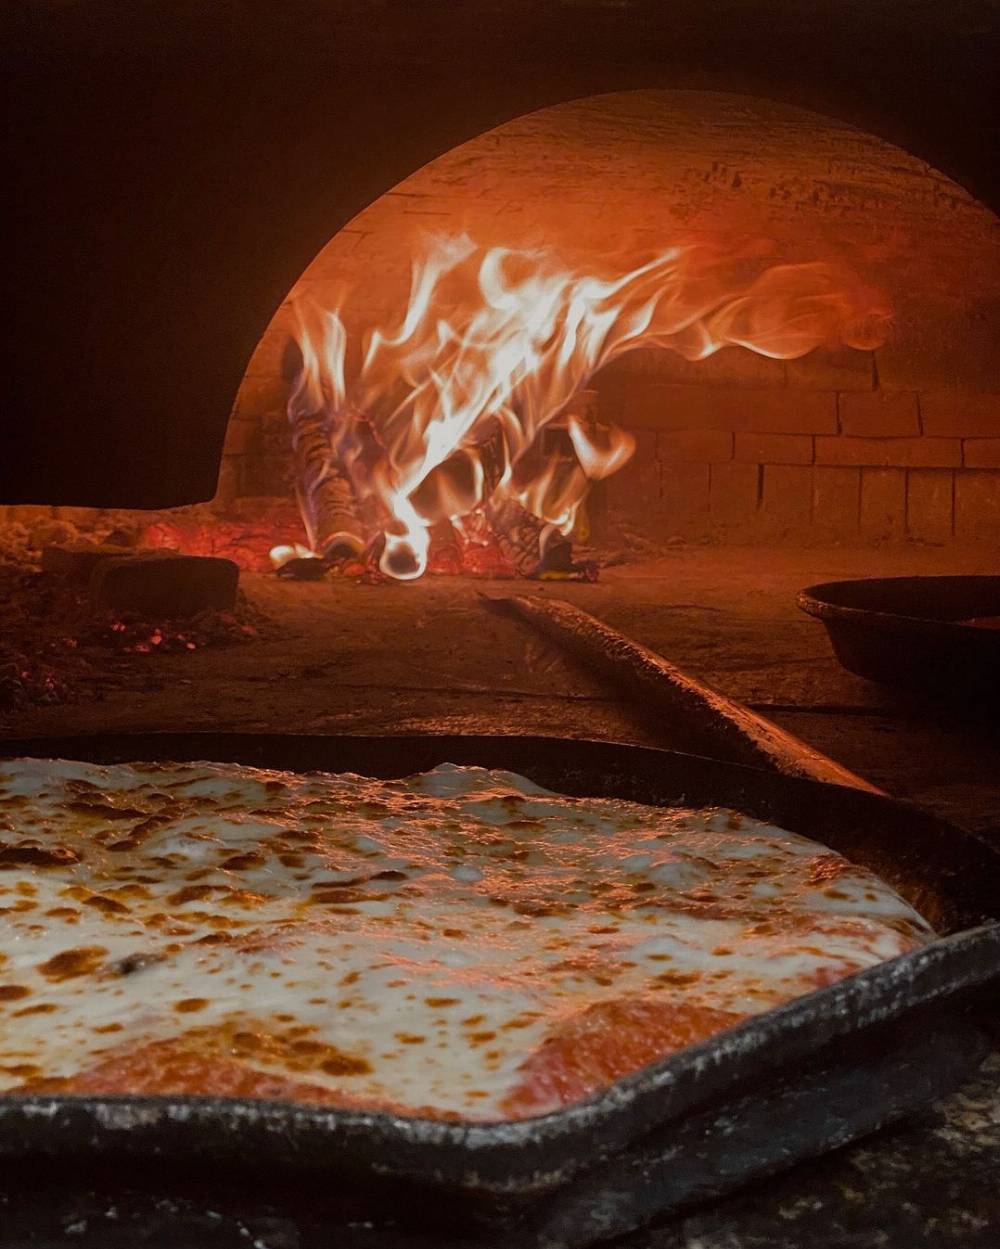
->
[[276, 236, 889, 579], [269, 542, 315, 570]]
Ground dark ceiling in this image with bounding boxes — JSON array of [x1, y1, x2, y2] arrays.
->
[[4, 0, 999, 506]]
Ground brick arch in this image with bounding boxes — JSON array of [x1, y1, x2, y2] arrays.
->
[[222, 88, 1000, 546], [6, 2, 998, 508]]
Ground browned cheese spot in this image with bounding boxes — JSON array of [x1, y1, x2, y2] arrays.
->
[[84, 895, 131, 916], [38, 946, 108, 981], [220, 852, 266, 871], [320, 1054, 372, 1077], [0, 841, 79, 868], [167, 885, 215, 906]]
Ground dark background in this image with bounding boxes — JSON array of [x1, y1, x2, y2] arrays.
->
[[4, 0, 999, 507]]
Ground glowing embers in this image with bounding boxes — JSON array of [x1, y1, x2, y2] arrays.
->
[[268, 499, 597, 583], [281, 236, 889, 581]]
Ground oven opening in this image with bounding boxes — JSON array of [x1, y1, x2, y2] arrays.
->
[[4, 88, 998, 739], [5, 90, 997, 588]]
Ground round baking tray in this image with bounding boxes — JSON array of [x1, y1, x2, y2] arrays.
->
[[798, 575, 1000, 706], [0, 733, 997, 1247]]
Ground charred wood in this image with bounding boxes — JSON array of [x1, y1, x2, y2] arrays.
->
[[409, 420, 510, 525], [287, 405, 365, 559], [484, 497, 547, 577]]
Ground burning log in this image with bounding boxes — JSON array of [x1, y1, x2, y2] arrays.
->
[[409, 419, 510, 526], [483, 499, 598, 580], [284, 239, 888, 582], [484, 497, 548, 577], [287, 406, 365, 560], [390, 420, 587, 579], [425, 522, 464, 576]]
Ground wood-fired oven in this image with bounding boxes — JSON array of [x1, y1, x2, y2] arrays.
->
[[2, 4, 999, 1248]]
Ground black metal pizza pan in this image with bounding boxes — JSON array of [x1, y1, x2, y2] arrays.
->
[[0, 733, 997, 1248], [798, 575, 1000, 709]]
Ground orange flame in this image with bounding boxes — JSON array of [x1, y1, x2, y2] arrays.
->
[[281, 236, 889, 578]]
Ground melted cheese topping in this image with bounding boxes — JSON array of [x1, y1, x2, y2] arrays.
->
[[0, 758, 934, 1119]]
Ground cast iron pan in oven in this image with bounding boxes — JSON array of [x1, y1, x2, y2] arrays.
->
[[798, 575, 1000, 710], [0, 733, 997, 1249]]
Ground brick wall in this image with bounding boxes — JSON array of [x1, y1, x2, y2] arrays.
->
[[221, 87, 1000, 546], [596, 348, 1000, 544]]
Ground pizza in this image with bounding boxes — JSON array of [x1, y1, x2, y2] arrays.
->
[[0, 758, 933, 1120]]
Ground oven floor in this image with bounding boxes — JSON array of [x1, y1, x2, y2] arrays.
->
[[4, 543, 997, 832], [1, 542, 998, 1247]]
